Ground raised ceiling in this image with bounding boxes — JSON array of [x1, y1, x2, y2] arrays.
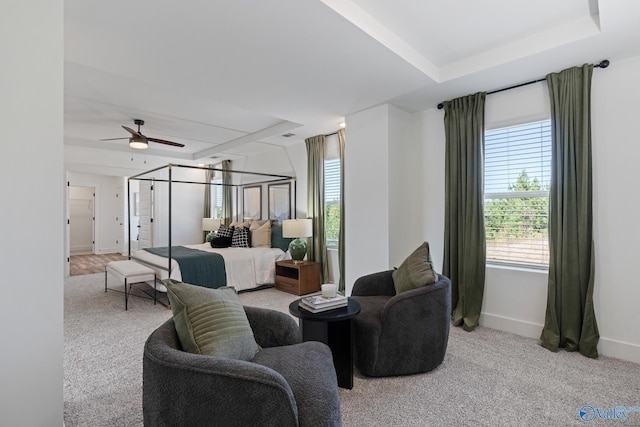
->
[[64, 0, 640, 176]]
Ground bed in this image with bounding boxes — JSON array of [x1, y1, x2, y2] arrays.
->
[[127, 163, 296, 293], [132, 244, 290, 292]]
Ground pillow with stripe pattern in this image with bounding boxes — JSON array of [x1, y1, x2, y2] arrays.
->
[[163, 279, 260, 360], [231, 226, 250, 248]]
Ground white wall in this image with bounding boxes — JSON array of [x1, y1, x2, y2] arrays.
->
[[344, 104, 391, 292], [152, 167, 207, 246], [389, 105, 425, 268], [590, 55, 640, 362], [415, 56, 640, 363], [0, 1, 64, 425]]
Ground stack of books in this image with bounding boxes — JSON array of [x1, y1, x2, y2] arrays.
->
[[299, 294, 348, 313]]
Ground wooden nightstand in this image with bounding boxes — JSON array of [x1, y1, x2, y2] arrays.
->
[[275, 260, 321, 295]]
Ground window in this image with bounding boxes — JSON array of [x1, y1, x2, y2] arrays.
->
[[209, 170, 223, 219], [484, 120, 551, 268], [324, 134, 341, 249]]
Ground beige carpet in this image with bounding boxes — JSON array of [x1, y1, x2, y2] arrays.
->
[[64, 273, 640, 426]]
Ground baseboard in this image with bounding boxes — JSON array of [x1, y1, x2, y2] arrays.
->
[[479, 312, 640, 365], [598, 338, 640, 364], [480, 312, 543, 339], [71, 245, 92, 253], [97, 247, 119, 254]]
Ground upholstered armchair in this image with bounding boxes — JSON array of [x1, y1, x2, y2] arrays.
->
[[350, 270, 451, 377], [143, 306, 342, 426]]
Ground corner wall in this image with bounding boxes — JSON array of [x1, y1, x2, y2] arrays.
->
[[0, 1, 64, 425], [344, 105, 391, 293]]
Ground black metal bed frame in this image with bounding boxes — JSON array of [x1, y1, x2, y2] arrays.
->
[[127, 163, 296, 276]]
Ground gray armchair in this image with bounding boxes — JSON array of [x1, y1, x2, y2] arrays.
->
[[350, 271, 451, 377], [143, 306, 341, 427]]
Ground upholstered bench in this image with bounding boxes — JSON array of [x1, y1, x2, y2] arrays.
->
[[105, 260, 156, 310]]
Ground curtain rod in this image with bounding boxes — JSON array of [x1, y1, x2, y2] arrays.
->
[[436, 59, 610, 110]]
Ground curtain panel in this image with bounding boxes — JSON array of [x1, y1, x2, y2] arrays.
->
[[222, 160, 233, 225], [306, 135, 329, 283], [442, 92, 487, 332], [540, 64, 599, 358]]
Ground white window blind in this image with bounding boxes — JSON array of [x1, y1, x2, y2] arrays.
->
[[484, 120, 551, 268], [324, 133, 341, 249], [210, 178, 223, 219], [324, 158, 340, 248]]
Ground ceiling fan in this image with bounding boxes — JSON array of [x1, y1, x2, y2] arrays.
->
[[100, 119, 185, 149]]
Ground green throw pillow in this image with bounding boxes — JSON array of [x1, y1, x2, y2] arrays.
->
[[271, 221, 293, 252], [392, 242, 437, 294], [163, 279, 260, 361]]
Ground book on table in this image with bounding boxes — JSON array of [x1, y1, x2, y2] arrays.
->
[[299, 294, 348, 313]]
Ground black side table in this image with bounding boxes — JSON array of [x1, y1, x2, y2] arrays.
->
[[289, 298, 361, 389]]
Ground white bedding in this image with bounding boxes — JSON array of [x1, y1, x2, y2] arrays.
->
[[131, 243, 289, 292]]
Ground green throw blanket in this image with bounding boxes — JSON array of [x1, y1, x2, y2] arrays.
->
[[144, 246, 227, 289]]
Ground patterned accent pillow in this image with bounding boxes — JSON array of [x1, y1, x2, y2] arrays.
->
[[216, 224, 234, 238], [231, 226, 250, 248]]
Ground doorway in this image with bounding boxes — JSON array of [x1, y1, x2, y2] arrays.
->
[[69, 186, 95, 255]]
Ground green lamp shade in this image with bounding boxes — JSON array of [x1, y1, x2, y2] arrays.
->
[[289, 238, 307, 261]]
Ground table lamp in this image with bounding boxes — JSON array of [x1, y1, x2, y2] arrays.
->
[[202, 218, 222, 242], [282, 218, 313, 262]]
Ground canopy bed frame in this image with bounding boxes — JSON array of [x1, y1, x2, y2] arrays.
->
[[127, 163, 296, 289]]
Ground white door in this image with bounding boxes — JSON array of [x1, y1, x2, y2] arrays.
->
[[138, 180, 154, 249]]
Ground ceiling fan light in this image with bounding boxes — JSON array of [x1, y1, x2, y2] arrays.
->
[[129, 137, 148, 149]]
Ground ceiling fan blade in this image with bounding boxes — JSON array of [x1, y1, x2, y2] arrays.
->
[[147, 137, 185, 147], [122, 125, 142, 137], [99, 137, 129, 141]]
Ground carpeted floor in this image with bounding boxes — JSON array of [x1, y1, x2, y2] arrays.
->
[[64, 273, 640, 426]]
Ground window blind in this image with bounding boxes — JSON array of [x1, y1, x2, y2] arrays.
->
[[324, 158, 340, 248], [484, 120, 551, 268]]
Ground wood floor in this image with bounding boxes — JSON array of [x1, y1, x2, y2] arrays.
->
[[70, 253, 128, 276]]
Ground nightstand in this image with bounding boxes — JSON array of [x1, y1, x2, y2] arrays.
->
[[275, 260, 321, 295]]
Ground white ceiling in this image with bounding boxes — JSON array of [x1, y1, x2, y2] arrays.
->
[[64, 0, 640, 176]]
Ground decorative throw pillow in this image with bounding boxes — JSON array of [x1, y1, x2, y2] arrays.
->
[[230, 220, 250, 229], [163, 279, 260, 361], [231, 226, 251, 248], [250, 220, 271, 248], [216, 224, 235, 238], [210, 236, 232, 248], [271, 221, 293, 252], [392, 242, 437, 294]]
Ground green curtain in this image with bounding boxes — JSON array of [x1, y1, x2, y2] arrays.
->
[[222, 160, 233, 225], [540, 64, 599, 358], [442, 92, 487, 332], [203, 165, 213, 241], [337, 128, 346, 292], [306, 134, 329, 283]]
